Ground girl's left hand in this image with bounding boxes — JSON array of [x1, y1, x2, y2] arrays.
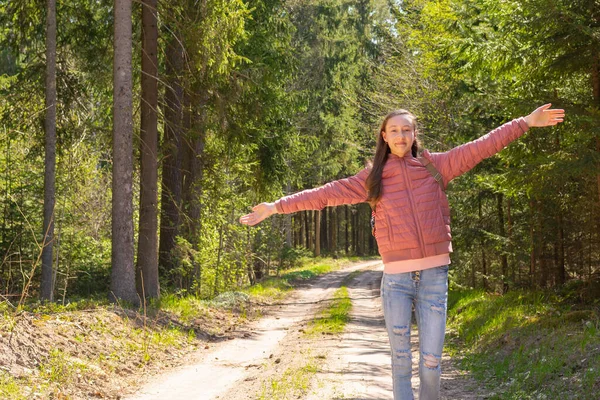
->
[[524, 104, 565, 127]]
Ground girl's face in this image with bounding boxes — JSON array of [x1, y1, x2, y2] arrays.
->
[[382, 115, 415, 157]]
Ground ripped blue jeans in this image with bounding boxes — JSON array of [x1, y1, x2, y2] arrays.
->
[[380, 265, 449, 400]]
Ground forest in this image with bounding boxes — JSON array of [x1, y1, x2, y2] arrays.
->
[[1, 0, 598, 305]]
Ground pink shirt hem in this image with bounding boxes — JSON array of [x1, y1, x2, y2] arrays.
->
[[383, 254, 451, 274]]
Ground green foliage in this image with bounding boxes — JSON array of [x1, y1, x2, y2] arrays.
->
[[447, 289, 600, 398], [1, 0, 598, 303], [376, 0, 600, 292]]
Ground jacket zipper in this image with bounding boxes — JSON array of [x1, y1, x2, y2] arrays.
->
[[401, 158, 427, 257]]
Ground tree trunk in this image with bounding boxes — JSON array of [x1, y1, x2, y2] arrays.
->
[[321, 208, 328, 253], [353, 208, 358, 255], [158, 29, 184, 282], [213, 223, 224, 297], [284, 213, 293, 247], [315, 210, 321, 256], [479, 192, 487, 291], [497, 193, 509, 293], [110, 0, 137, 305], [357, 206, 364, 256], [299, 211, 305, 248], [41, 0, 57, 302], [293, 214, 299, 247], [181, 102, 205, 292], [345, 206, 349, 255], [246, 229, 255, 285], [556, 214, 566, 285], [471, 257, 476, 288], [537, 204, 548, 288], [190, 128, 205, 292], [331, 206, 337, 257], [529, 199, 536, 288], [593, 54, 600, 206], [540, 249, 548, 288], [305, 211, 310, 250], [136, 0, 160, 300], [507, 197, 515, 285]]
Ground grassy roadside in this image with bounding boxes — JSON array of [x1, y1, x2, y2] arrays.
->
[[446, 289, 600, 399], [0, 256, 374, 399]]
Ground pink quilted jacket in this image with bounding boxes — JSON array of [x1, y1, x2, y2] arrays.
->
[[275, 118, 530, 264]]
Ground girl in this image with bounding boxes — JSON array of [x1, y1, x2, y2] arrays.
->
[[239, 104, 564, 399]]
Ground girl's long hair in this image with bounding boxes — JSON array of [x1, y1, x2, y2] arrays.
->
[[366, 109, 421, 208]]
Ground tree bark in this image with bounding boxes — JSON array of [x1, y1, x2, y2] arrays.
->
[[593, 54, 600, 206], [189, 120, 205, 292], [136, 0, 160, 300], [308, 210, 313, 251], [299, 211, 305, 248], [293, 214, 299, 247], [592, 55, 600, 286], [315, 210, 321, 256], [110, 0, 137, 305], [284, 213, 292, 247], [556, 214, 566, 285], [497, 193, 509, 293], [213, 223, 224, 297], [345, 206, 349, 255], [479, 192, 487, 291], [158, 29, 184, 282], [41, 0, 57, 302], [353, 208, 358, 255], [321, 208, 328, 253], [357, 206, 364, 256], [303, 211, 309, 250], [529, 199, 536, 288], [507, 197, 515, 285], [331, 206, 338, 257]]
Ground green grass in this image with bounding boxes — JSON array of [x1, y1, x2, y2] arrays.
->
[[244, 256, 370, 302], [305, 286, 352, 336], [39, 349, 89, 385], [446, 289, 600, 399], [0, 372, 27, 400], [152, 257, 366, 324], [258, 355, 319, 400], [152, 293, 210, 323], [17, 296, 110, 314]]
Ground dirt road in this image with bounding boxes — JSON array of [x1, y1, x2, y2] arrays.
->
[[126, 261, 484, 400]]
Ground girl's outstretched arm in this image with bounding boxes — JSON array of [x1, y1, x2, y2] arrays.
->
[[240, 167, 370, 226], [424, 104, 565, 186], [239, 202, 277, 226]]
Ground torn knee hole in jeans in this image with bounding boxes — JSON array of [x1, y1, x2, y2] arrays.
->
[[422, 353, 440, 369], [395, 349, 411, 360], [392, 325, 409, 336]]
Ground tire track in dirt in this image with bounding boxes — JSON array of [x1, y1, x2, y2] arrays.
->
[[125, 260, 382, 400]]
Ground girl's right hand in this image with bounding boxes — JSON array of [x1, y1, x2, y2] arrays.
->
[[239, 202, 278, 226]]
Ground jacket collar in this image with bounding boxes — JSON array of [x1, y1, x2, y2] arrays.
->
[[385, 152, 423, 168]]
